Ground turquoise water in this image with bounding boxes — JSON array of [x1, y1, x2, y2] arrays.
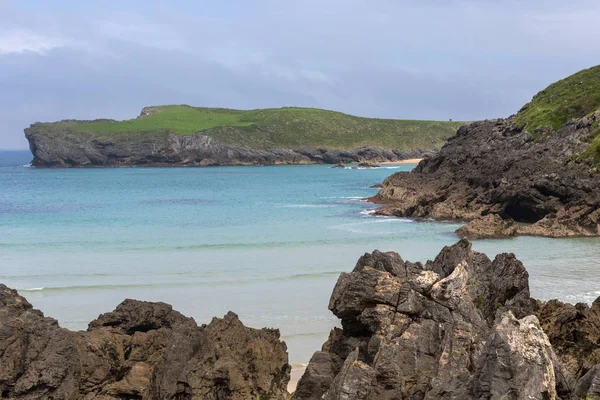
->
[[2, 151, 600, 367]]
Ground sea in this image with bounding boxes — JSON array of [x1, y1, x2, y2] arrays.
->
[[2, 150, 600, 369]]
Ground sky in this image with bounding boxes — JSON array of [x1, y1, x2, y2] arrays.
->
[[1, 1, 599, 149]]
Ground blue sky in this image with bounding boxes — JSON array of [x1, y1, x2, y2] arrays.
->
[[1, 0, 599, 149]]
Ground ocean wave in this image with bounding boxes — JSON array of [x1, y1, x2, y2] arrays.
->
[[563, 290, 600, 304], [359, 208, 377, 216], [19, 287, 45, 292], [15, 271, 342, 293]]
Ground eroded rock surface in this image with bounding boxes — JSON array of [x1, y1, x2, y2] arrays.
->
[[0, 285, 290, 400], [293, 239, 600, 400], [536, 298, 600, 378], [372, 112, 600, 237], [455, 213, 518, 239]]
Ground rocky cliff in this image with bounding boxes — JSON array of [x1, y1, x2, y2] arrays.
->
[[371, 65, 600, 238], [293, 240, 600, 400], [0, 285, 290, 399], [24, 106, 458, 167], [25, 124, 430, 167]]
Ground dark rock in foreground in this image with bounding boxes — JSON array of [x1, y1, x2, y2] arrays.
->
[[372, 112, 600, 238], [0, 285, 290, 399], [293, 240, 600, 400], [4, 241, 600, 399]]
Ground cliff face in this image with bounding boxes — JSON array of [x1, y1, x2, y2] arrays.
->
[[25, 105, 455, 167], [25, 124, 429, 167], [371, 112, 600, 238], [0, 285, 290, 400], [371, 65, 600, 238], [293, 240, 600, 400]]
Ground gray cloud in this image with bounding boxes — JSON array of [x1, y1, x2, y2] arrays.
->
[[1, 0, 600, 149]]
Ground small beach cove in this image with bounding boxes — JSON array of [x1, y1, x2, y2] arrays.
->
[[3, 151, 600, 392]]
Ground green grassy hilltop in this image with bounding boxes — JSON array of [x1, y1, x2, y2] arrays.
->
[[515, 65, 600, 165], [516, 65, 600, 133], [37, 106, 463, 151]]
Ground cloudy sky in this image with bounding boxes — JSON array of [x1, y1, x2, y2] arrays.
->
[[1, 0, 599, 149]]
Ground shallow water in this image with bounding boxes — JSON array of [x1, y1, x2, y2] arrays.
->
[[1, 151, 600, 366]]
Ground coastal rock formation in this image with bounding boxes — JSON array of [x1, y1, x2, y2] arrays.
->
[[0, 284, 290, 400], [455, 214, 518, 239], [24, 124, 432, 167], [536, 298, 600, 378], [371, 67, 600, 238], [4, 241, 600, 399], [356, 162, 380, 168], [372, 113, 600, 238], [24, 105, 450, 167], [293, 239, 600, 400]]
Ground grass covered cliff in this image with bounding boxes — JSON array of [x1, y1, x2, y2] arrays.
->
[[25, 106, 463, 167], [516, 65, 600, 134]]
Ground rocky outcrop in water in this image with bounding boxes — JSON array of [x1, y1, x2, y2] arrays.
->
[[24, 122, 431, 167], [0, 284, 290, 399], [371, 112, 600, 238], [292, 240, 600, 400]]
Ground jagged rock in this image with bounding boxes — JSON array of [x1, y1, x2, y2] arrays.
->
[[292, 352, 343, 400], [455, 213, 518, 239], [471, 313, 558, 400], [323, 348, 375, 400], [293, 240, 594, 400], [536, 298, 600, 378], [371, 112, 600, 237], [331, 163, 345, 169], [574, 365, 600, 399], [370, 184, 383, 188], [0, 284, 290, 400]]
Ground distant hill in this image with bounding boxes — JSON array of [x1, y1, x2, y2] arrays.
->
[[24, 105, 463, 167]]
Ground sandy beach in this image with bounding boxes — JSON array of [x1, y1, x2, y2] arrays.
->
[[380, 158, 423, 164], [288, 366, 307, 394]]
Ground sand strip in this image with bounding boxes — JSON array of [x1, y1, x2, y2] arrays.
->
[[379, 158, 423, 165], [287, 365, 307, 394]]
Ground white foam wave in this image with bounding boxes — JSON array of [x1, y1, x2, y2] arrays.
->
[[22, 164, 32, 168], [564, 290, 600, 304], [373, 217, 414, 223], [360, 208, 377, 216], [19, 287, 45, 292]]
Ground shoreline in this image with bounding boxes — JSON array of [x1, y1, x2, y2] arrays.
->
[[379, 158, 422, 165], [288, 365, 307, 394]]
